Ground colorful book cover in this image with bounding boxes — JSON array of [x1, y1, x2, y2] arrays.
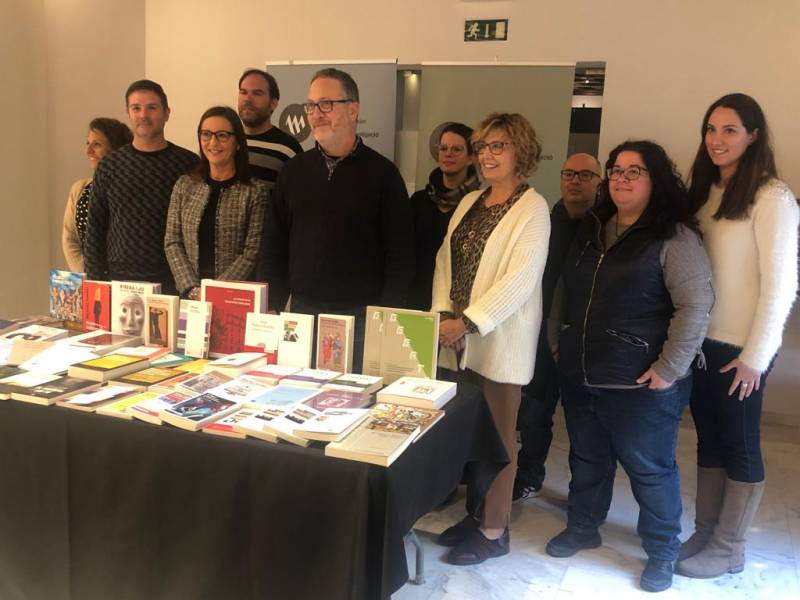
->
[[110, 281, 162, 337], [201, 280, 267, 358], [177, 300, 212, 358], [96, 391, 160, 419], [74, 353, 144, 372], [242, 312, 281, 363], [81, 280, 111, 331], [302, 389, 373, 410], [278, 312, 314, 368], [112, 367, 183, 386], [316, 314, 354, 373], [49, 269, 85, 326], [144, 294, 180, 351], [163, 392, 237, 423]]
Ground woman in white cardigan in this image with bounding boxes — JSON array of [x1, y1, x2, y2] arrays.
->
[[432, 113, 550, 565], [678, 93, 799, 579]]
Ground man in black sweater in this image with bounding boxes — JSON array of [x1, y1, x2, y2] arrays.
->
[[514, 153, 601, 502], [84, 80, 197, 294], [261, 68, 414, 371]]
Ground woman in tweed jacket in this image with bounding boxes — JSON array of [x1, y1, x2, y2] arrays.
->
[[165, 106, 268, 298]]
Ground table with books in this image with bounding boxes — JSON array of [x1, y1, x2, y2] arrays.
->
[[0, 316, 509, 600]]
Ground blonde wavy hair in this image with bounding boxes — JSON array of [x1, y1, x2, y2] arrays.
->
[[472, 112, 542, 178]]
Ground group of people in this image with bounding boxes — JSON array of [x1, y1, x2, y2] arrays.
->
[[61, 67, 798, 593]]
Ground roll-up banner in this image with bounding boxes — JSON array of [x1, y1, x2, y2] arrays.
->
[[266, 60, 398, 160], [415, 63, 575, 205]]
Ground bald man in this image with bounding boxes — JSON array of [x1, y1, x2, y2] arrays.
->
[[514, 152, 601, 502]]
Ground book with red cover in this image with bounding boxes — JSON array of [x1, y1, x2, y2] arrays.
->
[[82, 280, 112, 331], [201, 280, 268, 358]]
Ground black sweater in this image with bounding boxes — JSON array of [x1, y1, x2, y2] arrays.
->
[[262, 143, 414, 311]]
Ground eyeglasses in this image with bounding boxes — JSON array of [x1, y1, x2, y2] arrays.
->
[[607, 166, 649, 181], [561, 169, 600, 182], [199, 130, 235, 142], [473, 141, 512, 155], [302, 99, 353, 114], [438, 144, 466, 155]]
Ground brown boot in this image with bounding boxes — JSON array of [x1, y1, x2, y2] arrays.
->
[[676, 478, 764, 578], [678, 467, 727, 560]]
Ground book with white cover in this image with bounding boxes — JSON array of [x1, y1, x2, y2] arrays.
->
[[175, 370, 234, 395], [128, 390, 193, 425], [66, 331, 142, 354], [203, 406, 259, 438], [244, 384, 322, 409], [110, 280, 162, 336], [243, 364, 299, 386], [20, 344, 98, 374], [293, 408, 369, 442], [316, 314, 354, 373], [281, 368, 342, 389], [376, 377, 457, 410], [322, 373, 383, 395], [203, 352, 268, 376], [278, 312, 314, 368], [177, 300, 212, 358], [57, 385, 139, 412], [242, 312, 281, 362], [208, 376, 273, 405], [96, 391, 160, 419], [0, 324, 69, 342], [144, 294, 180, 351], [160, 392, 239, 431], [233, 407, 285, 443], [324, 417, 420, 467], [107, 345, 169, 361], [7, 339, 56, 366], [1, 371, 62, 389], [260, 404, 321, 447]]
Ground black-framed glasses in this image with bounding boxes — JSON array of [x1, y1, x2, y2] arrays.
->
[[199, 130, 235, 142], [302, 99, 353, 114], [438, 144, 466, 155], [561, 169, 600, 182], [473, 141, 512, 155], [607, 166, 649, 181]]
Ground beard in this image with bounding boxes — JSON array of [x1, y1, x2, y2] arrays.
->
[[239, 104, 272, 129]]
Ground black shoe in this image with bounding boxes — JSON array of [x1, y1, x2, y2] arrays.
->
[[446, 528, 510, 565], [640, 559, 674, 593], [512, 479, 542, 503], [545, 528, 602, 558], [437, 514, 479, 547]]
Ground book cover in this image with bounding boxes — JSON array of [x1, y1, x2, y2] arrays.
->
[[204, 352, 268, 376], [107, 345, 169, 360], [316, 314, 354, 373], [160, 392, 239, 431], [173, 358, 210, 374], [111, 281, 162, 337], [0, 324, 69, 342], [363, 307, 440, 383], [81, 280, 111, 331], [201, 280, 267, 357], [302, 389, 373, 411], [376, 376, 457, 410], [128, 390, 193, 425], [369, 402, 445, 440], [243, 364, 300, 385], [144, 294, 180, 351], [67, 353, 149, 382], [96, 391, 160, 419], [19, 343, 98, 374], [67, 331, 141, 355], [293, 408, 369, 442], [110, 367, 185, 388], [232, 407, 284, 443], [207, 376, 274, 405], [177, 300, 213, 358], [175, 370, 234, 395], [7, 339, 55, 366], [242, 312, 281, 363], [322, 373, 383, 394], [58, 384, 139, 412], [278, 312, 314, 368], [246, 384, 321, 409], [202, 406, 259, 438], [148, 352, 193, 368], [11, 376, 101, 406], [282, 368, 342, 389], [324, 416, 420, 467], [49, 269, 85, 327], [261, 404, 321, 446]]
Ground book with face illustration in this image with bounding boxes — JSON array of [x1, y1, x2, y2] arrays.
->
[[111, 281, 162, 337]]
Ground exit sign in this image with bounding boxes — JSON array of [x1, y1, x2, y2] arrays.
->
[[464, 19, 508, 42]]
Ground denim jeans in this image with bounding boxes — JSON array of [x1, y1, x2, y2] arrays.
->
[[561, 376, 691, 561], [690, 339, 773, 483]]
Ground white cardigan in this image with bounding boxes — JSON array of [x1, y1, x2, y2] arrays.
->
[[698, 179, 799, 371], [431, 187, 550, 384]]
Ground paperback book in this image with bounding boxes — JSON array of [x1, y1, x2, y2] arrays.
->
[[67, 331, 142, 355], [19, 343, 98, 374], [11, 376, 101, 406], [324, 416, 420, 467], [293, 408, 369, 443], [57, 384, 139, 412], [242, 312, 281, 363], [160, 392, 239, 431], [0, 324, 69, 342], [177, 300, 213, 358], [260, 404, 320, 447], [207, 376, 274, 406], [67, 353, 150, 382], [49, 269, 85, 327], [0, 371, 62, 400], [204, 352, 268, 377], [96, 391, 160, 419], [81, 280, 112, 331], [232, 407, 284, 443], [203, 406, 260, 438], [244, 384, 322, 409], [322, 373, 383, 395], [175, 370, 234, 395], [376, 376, 457, 410], [316, 314, 354, 373], [144, 294, 180, 351], [110, 281, 162, 337], [282, 367, 342, 389], [201, 279, 268, 357], [108, 367, 186, 390], [128, 390, 194, 425], [243, 364, 300, 386], [369, 402, 445, 440], [302, 389, 373, 410], [278, 312, 314, 368]]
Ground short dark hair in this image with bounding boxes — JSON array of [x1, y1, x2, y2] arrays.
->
[[688, 93, 778, 220], [194, 106, 251, 183], [440, 122, 474, 155], [595, 140, 698, 239], [125, 79, 169, 109], [311, 68, 359, 103], [238, 69, 280, 101], [88, 117, 133, 150]]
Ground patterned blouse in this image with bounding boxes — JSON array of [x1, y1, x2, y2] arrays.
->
[[450, 183, 530, 308], [75, 180, 93, 248]]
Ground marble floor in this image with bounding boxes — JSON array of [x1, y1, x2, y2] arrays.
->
[[394, 409, 800, 600]]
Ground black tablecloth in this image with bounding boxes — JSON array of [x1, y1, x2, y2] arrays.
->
[[0, 383, 507, 600]]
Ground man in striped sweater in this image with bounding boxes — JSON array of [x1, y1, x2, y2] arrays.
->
[[84, 79, 197, 294]]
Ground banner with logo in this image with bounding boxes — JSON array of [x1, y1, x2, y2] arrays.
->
[[415, 63, 575, 205], [266, 60, 397, 160]]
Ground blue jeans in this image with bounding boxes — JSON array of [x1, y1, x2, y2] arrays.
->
[[561, 376, 691, 561]]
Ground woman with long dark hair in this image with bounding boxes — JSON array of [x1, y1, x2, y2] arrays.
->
[[165, 106, 268, 298], [677, 94, 798, 579], [546, 140, 714, 592]]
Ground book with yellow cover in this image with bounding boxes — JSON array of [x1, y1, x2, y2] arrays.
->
[[67, 353, 150, 382], [108, 367, 185, 390], [95, 391, 160, 420]]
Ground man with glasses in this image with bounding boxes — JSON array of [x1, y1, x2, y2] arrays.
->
[[514, 152, 601, 502], [85, 79, 197, 295], [261, 68, 414, 371], [238, 69, 303, 189]]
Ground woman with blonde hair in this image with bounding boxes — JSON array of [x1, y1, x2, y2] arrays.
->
[[433, 112, 550, 565]]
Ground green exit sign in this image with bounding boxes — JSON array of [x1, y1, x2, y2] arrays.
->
[[464, 19, 509, 42]]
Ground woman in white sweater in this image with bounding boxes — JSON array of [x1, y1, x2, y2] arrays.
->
[[432, 113, 550, 565], [678, 93, 799, 579]]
